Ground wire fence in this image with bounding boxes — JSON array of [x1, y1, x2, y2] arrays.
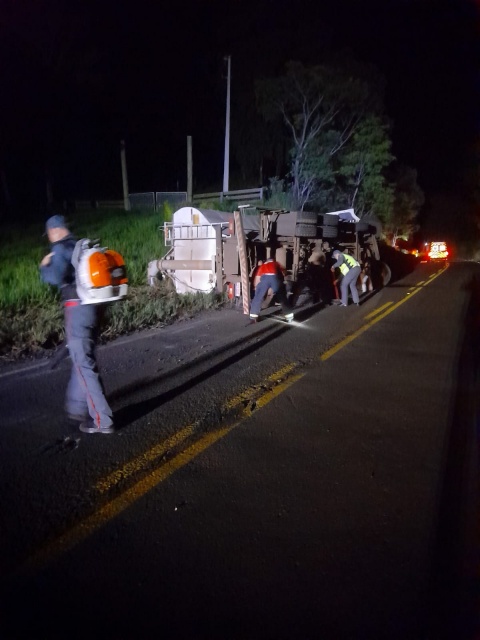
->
[[75, 192, 187, 212]]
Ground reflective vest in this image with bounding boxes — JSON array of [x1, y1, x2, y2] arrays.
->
[[339, 253, 359, 276]]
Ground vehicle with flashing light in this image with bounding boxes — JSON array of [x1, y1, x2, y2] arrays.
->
[[427, 241, 449, 262]]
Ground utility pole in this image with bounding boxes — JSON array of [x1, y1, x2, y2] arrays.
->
[[120, 139, 130, 211], [222, 55, 231, 195], [187, 135, 193, 203]]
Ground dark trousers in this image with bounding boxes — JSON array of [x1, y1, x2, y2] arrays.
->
[[250, 274, 290, 316], [64, 302, 113, 427], [340, 266, 361, 305]]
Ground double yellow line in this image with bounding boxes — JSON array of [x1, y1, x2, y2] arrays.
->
[[321, 263, 448, 362], [22, 367, 304, 572], [21, 264, 448, 572]]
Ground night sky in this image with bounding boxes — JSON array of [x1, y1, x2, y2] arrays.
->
[[0, 0, 478, 224]]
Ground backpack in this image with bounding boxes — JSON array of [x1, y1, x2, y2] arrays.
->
[[71, 238, 128, 305]]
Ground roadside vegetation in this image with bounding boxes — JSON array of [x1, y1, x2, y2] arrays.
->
[[0, 56, 448, 361], [0, 204, 225, 360]]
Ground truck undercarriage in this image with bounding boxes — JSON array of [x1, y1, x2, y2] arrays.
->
[[148, 207, 391, 311]]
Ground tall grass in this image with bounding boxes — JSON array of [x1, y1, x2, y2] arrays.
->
[[0, 205, 225, 359]]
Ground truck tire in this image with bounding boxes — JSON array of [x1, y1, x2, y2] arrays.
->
[[296, 211, 318, 224], [320, 225, 338, 239], [295, 223, 317, 238]]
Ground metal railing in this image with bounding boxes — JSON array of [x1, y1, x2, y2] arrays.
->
[[75, 191, 187, 212], [75, 200, 124, 209], [155, 192, 187, 209], [192, 187, 264, 204], [163, 222, 226, 246]]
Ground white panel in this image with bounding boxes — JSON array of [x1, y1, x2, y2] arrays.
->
[[170, 206, 216, 293]]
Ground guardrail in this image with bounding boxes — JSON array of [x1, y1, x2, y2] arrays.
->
[[192, 187, 264, 204]]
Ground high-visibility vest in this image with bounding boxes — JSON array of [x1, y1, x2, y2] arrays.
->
[[339, 253, 359, 276]]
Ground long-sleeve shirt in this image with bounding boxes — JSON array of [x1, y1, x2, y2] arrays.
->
[[40, 235, 78, 301]]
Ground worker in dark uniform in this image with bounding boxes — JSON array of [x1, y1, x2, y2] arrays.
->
[[330, 249, 361, 307], [249, 258, 293, 322], [40, 214, 114, 434]]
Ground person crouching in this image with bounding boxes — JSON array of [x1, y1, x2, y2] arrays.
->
[[249, 258, 293, 322]]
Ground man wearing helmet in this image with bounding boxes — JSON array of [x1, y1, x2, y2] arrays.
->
[[330, 249, 361, 307]]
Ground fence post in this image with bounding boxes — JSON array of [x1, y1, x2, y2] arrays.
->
[[120, 140, 131, 211], [187, 136, 193, 203]]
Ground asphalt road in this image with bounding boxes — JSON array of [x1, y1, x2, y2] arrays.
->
[[1, 261, 480, 639]]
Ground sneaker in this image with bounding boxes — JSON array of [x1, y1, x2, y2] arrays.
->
[[331, 299, 342, 305], [79, 419, 115, 434]]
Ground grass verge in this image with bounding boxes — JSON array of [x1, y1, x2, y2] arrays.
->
[[0, 206, 227, 361]]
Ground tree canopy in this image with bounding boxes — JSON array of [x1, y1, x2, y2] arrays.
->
[[256, 60, 392, 214]]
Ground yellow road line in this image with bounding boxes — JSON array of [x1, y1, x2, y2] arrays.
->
[[22, 372, 304, 572], [267, 363, 297, 381], [22, 263, 449, 571], [94, 424, 195, 494], [223, 362, 298, 412], [416, 280, 426, 286], [256, 373, 304, 410], [321, 263, 448, 362], [364, 301, 393, 320]]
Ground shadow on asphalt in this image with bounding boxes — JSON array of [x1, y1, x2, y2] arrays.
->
[[110, 300, 327, 425], [426, 272, 480, 640], [112, 303, 325, 431]]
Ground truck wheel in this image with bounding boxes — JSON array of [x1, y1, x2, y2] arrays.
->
[[322, 214, 339, 227], [381, 262, 392, 286], [320, 225, 338, 239], [296, 211, 318, 224], [295, 223, 317, 238]]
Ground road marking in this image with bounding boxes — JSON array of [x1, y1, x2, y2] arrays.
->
[[364, 302, 393, 320], [320, 263, 449, 362], [20, 371, 304, 572], [94, 424, 195, 494], [19, 263, 449, 572], [223, 363, 298, 412]]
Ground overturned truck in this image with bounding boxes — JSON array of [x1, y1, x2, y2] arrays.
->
[[147, 206, 391, 311]]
